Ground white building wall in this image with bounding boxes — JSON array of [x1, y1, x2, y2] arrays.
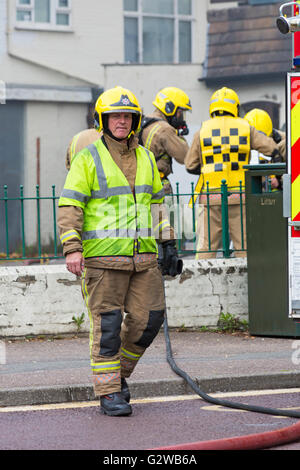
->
[[0, 0, 7, 58], [23, 101, 88, 246], [7, 0, 124, 87], [5, 0, 213, 88]]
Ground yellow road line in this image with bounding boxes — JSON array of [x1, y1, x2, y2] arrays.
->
[[1, 388, 300, 413], [200, 404, 300, 417]]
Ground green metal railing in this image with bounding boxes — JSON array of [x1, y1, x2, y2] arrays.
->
[[0, 185, 62, 262], [0, 181, 250, 262], [167, 179, 246, 258]]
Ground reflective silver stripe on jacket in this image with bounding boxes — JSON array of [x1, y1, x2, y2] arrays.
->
[[91, 187, 132, 199], [60, 188, 90, 203], [88, 143, 155, 199], [141, 146, 154, 180], [152, 188, 165, 200], [82, 227, 154, 241], [87, 143, 109, 199], [140, 146, 165, 199], [61, 143, 159, 204], [135, 184, 153, 194], [137, 228, 154, 237], [82, 228, 137, 240]]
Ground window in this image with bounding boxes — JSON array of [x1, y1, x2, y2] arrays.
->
[[16, 0, 71, 30], [124, 0, 193, 64]]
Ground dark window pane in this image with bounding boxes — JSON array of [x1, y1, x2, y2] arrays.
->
[[124, 0, 138, 11], [143, 17, 174, 63], [178, 0, 191, 15], [17, 10, 32, 21], [142, 0, 173, 14], [125, 17, 138, 62], [56, 13, 69, 25], [35, 0, 50, 23], [179, 20, 191, 62]]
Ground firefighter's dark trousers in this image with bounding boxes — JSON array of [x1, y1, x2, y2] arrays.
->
[[81, 265, 165, 396]]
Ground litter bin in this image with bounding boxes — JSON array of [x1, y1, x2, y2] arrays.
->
[[245, 164, 300, 337]]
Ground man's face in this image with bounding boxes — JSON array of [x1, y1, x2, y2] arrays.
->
[[107, 112, 133, 141]]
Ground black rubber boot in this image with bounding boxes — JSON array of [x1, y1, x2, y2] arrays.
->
[[100, 392, 132, 416], [121, 378, 130, 403]]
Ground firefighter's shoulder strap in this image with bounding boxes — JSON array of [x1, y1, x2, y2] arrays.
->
[[138, 116, 164, 146]]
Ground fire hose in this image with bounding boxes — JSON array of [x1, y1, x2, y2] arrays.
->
[[152, 307, 300, 450]]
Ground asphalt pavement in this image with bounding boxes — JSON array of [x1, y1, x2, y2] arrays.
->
[[1, 326, 300, 408]]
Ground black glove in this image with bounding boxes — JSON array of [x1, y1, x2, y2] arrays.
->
[[271, 149, 284, 163], [158, 240, 183, 277], [272, 128, 282, 144]]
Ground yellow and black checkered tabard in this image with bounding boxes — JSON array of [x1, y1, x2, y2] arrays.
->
[[200, 116, 251, 191]]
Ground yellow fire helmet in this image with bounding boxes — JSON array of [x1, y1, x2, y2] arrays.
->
[[209, 87, 240, 118], [94, 86, 142, 134], [244, 108, 273, 137], [152, 87, 192, 117]]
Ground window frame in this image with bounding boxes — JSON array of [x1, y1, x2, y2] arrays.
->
[[248, 0, 278, 4], [124, 0, 194, 64], [241, 100, 280, 130], [15, 0, 72, 32]]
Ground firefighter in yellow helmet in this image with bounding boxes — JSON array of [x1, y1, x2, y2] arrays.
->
[[244, 108, 273, 138], [138, 86, 192, 197], [58, 86, 181, 416], [65, 87, 143, 170], [185, 87, 282, 259], [244, 108, 286, 190]]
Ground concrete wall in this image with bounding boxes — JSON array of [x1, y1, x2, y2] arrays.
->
[[0, 258, 248, 338]]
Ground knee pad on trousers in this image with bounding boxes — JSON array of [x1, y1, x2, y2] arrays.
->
[[99, 309, 122, 356], [135, 309, 165, 348]]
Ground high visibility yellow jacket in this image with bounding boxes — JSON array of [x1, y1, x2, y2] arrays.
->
[[59, 137, 164, 258], [200, 116, 251, 191]]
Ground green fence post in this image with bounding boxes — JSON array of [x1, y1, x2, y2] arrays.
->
[[191, 181, 197, 250], [239, 180, 245, 251], [20, 185, 26, 258], [221, 179, 230, 258], [4, 185, 9, 258], [176, 182, 181, 252], [52, 185, 58, 257], [206, 181, 211, 252], [36, 185, 42, 258]]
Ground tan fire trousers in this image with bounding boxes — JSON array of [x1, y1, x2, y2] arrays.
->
[[196, 203, 247, 259], [81, 265, 165, 396]]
